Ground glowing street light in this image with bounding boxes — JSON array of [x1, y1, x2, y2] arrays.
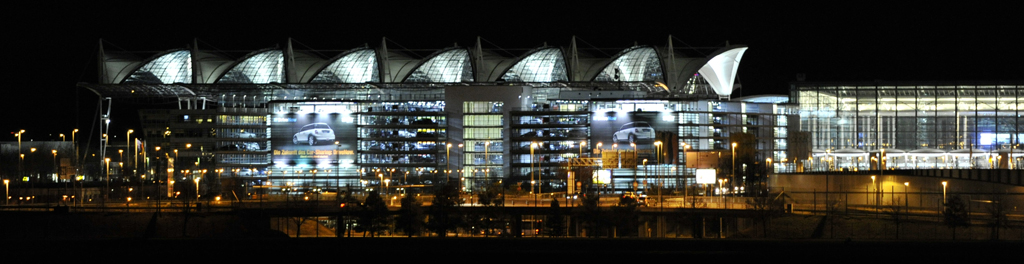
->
[[127, 129, 134, 179], [446, 143, 452, 182], [105, 158, 111, 202], [941, 181, 948, 205], [4, 179, 9, 205], [530, 142, 538, 205], [731, 142, 737, 193]]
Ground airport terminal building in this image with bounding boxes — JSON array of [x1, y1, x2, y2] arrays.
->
[[77, 37, 1022, 197]]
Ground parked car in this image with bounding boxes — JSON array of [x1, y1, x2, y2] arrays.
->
[[612, 121, 655, 143], [293, 123, 335, 145]]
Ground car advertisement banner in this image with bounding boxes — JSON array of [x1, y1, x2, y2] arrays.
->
[[270, 102, 357, 174], [591, 106, 675, 164]]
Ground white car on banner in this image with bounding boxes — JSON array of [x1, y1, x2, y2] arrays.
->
[[612, 121, 655, 143], [293, 123, 335, 145]]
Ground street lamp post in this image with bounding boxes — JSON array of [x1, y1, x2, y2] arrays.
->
[[16, 130, 25, 178], [446, 143, 452, 184], [530, 142, 537, 206], [105, 158, 111, 205], [127, 129, 134, 180], [4, 179, 9, 205], [485, 141, 491, 184], [631, 142, 637, 194], [194, 177, 201, 209], [904, 182, 910, 217], [941, 181, 948, 205], [641, 159, 647, 194], [731, 142, 737, 196], [766, 158, 772, 195]]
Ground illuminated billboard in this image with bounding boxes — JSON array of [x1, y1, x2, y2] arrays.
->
[[592, 101, 676, 164], [270, 102, 358, 174]]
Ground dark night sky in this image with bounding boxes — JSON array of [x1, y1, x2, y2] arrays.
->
[[4, 2, 1021, 142]]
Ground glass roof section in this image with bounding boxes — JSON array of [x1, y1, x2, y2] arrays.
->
[[405, 49, 473, 83], [311, 49, 379, 83], [594, 47, 663, 82], [500, 48, 567, 82], [123, 50, 191, 84], [217, 50, 284, 84]]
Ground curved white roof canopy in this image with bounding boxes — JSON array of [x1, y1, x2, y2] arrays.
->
[[735, 94, 789, 104], [500, 48, 568, 82], [869, 148, 908, 156], [830, 148, 869, 157], [217, 50, 284, 84], [698, 46, 747, 98], [948, 149, 989, 156], [311, 49, 379, 83], [594, 46, 664, 82], [908, 148, 947, 157], [123, 50, 192, 84], [404, 48, 473, 83]]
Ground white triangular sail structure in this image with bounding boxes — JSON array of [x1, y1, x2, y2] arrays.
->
[[698, 46, 747, 99]]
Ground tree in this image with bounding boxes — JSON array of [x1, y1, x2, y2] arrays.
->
[[987, 195, 1009, 240], [428, 182, 463, 237], [336, 191, 362, 237], [476, 182, 507, 236], [746, 191, 788, 238], [546, 199, 565, 237], [824, 196, 842, 239], [883, 197, 904, 240], [359, 190, 390, 237], [396, 195, 425, 237], [942, 194, 969, 240], [611, 195, 640, 237], [575, 191, 607, 237]]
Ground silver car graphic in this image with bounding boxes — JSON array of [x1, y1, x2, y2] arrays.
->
[[612, 121, 655, 144], [293, 123, 336, 145]]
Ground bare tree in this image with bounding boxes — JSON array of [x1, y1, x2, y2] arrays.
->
[[986, 195, 1009, 240], [884, 197, 904, 240], [942, 194, 969, 240], [746, 191, 789, 238]]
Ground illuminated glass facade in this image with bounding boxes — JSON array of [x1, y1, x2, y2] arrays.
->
[[501, 48, 568, 82], [594, 46, 663, 82], [217, 50, 284, 84], [794, 83, 1024, 170], [405, 49, 473, 83], [311, 49, 379, 83], [124, 50, 192, 84]]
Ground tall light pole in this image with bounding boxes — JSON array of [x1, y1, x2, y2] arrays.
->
[[16, 130, 24, 177], [4, 179, 9, 205], [52, 150, 57, 182], [485, 141, 491, 184], [904, 182, 910, 216], [127, 129, 134, 181], [640, 159, 647, 193], [941, 181, 948, 205], [654, 140, 662, 192], [631, 142, 637, 193], [766, 157, 772, 194], [105, 158, 111, 203], [72, 129, 79, 176], [731, 142, 737, 195], [458, 143, 464, 188], [530, 142, 537, 205], [870, 175, 876, 209], [579, 140, 586, 157], [446, 143, 452, 183], [194, 177, 201, 206]]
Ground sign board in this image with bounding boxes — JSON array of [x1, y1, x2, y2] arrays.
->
[[695, 169, 717, 184], [686, 151, 723, 169]]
